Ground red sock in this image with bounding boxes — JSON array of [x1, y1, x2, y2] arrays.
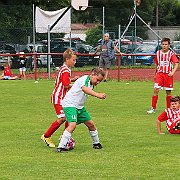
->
[[166, 95, 172, 108], [152, 95, 158, 109], [44, 120, 60, 138], [64, 121, 69, 129]]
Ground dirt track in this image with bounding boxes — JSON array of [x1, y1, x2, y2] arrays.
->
[[24, 68, 180, 81]]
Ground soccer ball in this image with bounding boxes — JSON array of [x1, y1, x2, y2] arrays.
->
[[66, 137, 75, 150]]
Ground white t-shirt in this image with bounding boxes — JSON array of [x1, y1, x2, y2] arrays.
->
[[62, 75, 93, 109]]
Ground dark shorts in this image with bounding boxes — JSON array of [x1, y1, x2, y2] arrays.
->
[[99, 57, 113, 69]]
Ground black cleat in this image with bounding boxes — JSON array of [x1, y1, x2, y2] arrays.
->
[[93, 143, 103, 149], [56, 147, 68, 153]]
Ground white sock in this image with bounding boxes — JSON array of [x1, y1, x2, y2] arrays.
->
[[89, 129, 99, 144], [58, 130, 71, 148]]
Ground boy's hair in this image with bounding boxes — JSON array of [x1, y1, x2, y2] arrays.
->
[[161, 37, 170, 45], [170, 96, 180, 103], [63, 48, 76, 62], [91, 68, 105, 77]]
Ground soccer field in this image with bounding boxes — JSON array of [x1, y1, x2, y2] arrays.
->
[[1, 80, 180, 179]]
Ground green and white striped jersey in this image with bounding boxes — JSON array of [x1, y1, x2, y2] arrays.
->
[[62, 75, 93, 109]]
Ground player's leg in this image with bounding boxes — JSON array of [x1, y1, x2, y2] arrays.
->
[[164, 75, 173, 108], [166, 90, 172, 108], [147, 73, 162, 114], [19, 69, 23, 79], [78, 107, 103, 149], [22, 68, 26, 79], [56, 107, 77, 152], [84, 120, 103, 149], [41, 104, 66, 147]]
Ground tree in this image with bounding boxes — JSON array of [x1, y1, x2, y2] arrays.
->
[[85, 25, 102, 46]]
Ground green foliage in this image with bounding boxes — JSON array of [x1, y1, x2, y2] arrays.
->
[[85, 25, 102, 46], [1, 80, 180, 179], [0, 0, 179, 43], [156, 0, 180, 26]]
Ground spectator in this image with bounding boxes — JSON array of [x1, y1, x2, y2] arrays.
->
[[0, 56, 18, 80], [95, 33, 121, 82], [19, 52, 27, 80]]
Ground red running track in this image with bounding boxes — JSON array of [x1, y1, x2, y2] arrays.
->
[[24, 68, 180, 81]]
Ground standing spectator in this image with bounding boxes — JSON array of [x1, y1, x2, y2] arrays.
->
[[147, 38, 179, 114], [95, 33, 121, 82], [41, 49, 78, 148], [0, 55, 18, 80], [19, 52, 27, 80]]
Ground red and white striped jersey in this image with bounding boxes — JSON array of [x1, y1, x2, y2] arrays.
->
[[158, 108, 180, 132], [154, 50, 179, 74], [51, 64, 71, 105]]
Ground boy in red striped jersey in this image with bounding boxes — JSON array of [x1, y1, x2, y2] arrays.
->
[[41, 49, 78, 147], [147, 38, 179, 114], [157, 96, 180, 134]]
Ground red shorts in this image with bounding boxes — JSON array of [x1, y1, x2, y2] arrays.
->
[[53, 104, 65, 118], [154, 73, 173, 90]]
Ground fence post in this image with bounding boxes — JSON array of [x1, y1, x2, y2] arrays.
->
[[34, 53, 37, 81], [117, 55, 121, 82]]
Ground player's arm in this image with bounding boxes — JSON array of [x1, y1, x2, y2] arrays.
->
[[168, 54, 179, 76], [82, 86, 106, 99], [62, 72, 72, 89], [168, 62, 179, 76], [157, 111, 167, 134], [7, 56, 11, 67], [0, 72, 4, 79], [156, 119, 165, 135]]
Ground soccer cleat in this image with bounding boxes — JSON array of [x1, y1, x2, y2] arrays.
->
[[147, 108, 156, 114], [41, 134, 55, 148], [56, 147, 68, 153], [93, 143, 103, 149]]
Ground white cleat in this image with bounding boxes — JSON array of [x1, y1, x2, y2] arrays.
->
[[147, 108, 156, 114]]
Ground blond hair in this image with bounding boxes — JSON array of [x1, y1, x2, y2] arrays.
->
[[63, 48, 76, 62]]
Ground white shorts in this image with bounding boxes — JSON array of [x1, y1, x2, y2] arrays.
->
[[4, 76, 11, 80], [19, 67, 26, 72]]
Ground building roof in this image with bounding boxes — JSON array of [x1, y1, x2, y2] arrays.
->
[[71, 23, 97, 30]]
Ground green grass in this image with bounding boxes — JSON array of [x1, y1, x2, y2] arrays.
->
[[0, 80, 180, 179]]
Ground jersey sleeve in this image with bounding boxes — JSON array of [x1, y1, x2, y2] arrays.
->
[[158, 111, 168, 122], [79, 76, 90, 88], [171, 54, 179, 64], [154, 54, 158, 65], [61, 72, 71, 86]]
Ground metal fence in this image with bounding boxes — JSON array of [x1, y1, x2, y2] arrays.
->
[[0, 52, 179, 82]]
